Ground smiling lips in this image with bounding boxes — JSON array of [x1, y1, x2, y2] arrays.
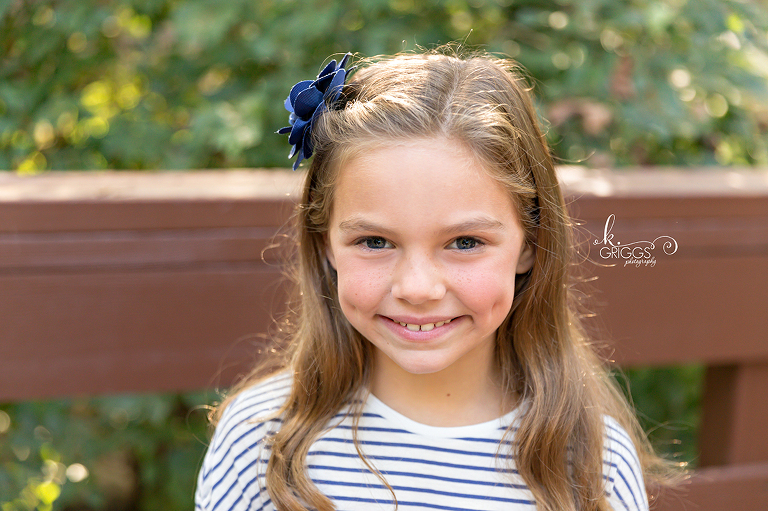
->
[[390, 317, 454, 332]]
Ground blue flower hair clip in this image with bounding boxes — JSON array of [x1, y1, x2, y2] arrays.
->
[[277, 53, 353, 170]]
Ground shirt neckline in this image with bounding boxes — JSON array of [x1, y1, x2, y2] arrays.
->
[[364, 391, 521, 439]]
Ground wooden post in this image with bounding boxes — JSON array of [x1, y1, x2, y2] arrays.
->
[[700, 363, 768, 466]]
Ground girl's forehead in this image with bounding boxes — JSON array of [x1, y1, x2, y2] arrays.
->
[[333, 138, 522, 201], [328, 138, 522, 229], [336, 139, 487, 188]]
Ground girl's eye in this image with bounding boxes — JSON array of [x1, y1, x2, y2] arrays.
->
[[359, 237, 391, 250], [449, 237, 481, 250]]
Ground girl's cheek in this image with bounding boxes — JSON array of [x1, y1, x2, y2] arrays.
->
[[336, 258, 390, 309], [452, 264, 516, 309]]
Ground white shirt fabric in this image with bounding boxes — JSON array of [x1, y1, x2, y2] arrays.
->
[[195, 373, 648, 511]]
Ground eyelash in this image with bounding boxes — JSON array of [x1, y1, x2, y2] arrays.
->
[[355, 236, 484, 251], [448, 236, 483, 251], [357, 236, 392, 250]]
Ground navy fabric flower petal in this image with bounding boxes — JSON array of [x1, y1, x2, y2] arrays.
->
[[301, 127, 314, 160], [326, 69, 347, 102], [338, 53, 350, 71], [279, 53, 353, 170], [317, 59, 337, 80], [288, 80, 314, 110], [314, 72, 334, 93], [294, 86, 324, 118], [288, 118, 310, 146], [292, 147, 305, 171], [308, 102, 325, 136]]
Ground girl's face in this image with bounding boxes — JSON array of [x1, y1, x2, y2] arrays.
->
[[325, 137, 535, 379]]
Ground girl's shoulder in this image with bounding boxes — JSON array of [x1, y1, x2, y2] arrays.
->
[[602, 416, 650, 511], [217, 371, 293, 432], [195, 372, 292, 511], [206, 371, 292, 457]]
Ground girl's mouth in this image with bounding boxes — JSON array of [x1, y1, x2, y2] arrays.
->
[[394, 318, 454, 332], [382, 316, 460, 332]]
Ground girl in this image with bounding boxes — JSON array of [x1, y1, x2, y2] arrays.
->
[[195, 49, 671, 511]]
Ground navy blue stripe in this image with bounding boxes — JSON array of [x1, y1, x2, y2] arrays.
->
[[216, 388, 287, 447], [209, 427, 270, 498], [206, 420, 270, 482], [205, 420, 269, 480], [315, 437, 515, 459], [602, 459, 621, 489], [333, 411, 385, 420], [211, 413, 278, 457], [613, 461, 640, 510], [607, 430, 643, 476], [606, 446, 642, 506], [614, 486, 630, 511], [314, 478, 534, 504], [607, 422, 633, 445], [333, 424, 414, 435], [455, 437, 516, 447], [333, 425, 517, 447], [331, 495, 394, 505], [209, 462, 236, 496], [212, 474, 242, 510], [331, 494, 536, 509], [218, 376, 290, 425], [246, 481, 268, 510], [308, 464, 527, 490], [211, 450, 265, 510], [307, 450, 517, 474], [215, 403, 278, 451]]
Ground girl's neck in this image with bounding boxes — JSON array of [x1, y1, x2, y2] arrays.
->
[[369, 348, 517, 428]]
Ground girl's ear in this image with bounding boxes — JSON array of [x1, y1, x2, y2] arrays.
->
[[325, 234, 337, 270], [516, 242, 536, 274]]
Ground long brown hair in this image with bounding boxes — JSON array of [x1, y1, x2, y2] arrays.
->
[[216, 48, 673, 511]]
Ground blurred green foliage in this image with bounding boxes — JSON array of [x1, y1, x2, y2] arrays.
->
[[1, 0, 767, 173], [1, 392, 213, 510], [621, 365, 704, 467]]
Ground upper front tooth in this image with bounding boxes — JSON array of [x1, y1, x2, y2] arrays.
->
[[400, 321, 450, 331]]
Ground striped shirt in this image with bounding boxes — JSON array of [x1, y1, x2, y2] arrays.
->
[[195, 373, 648, 511]]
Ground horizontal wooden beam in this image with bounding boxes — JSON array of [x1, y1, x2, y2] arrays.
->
[[1, 167, 767, 511], [653, 462, 768, 511], [0, 266, 288, 400], [0, 168, 766, 401]]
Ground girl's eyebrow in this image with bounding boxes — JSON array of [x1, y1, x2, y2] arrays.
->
[[442, 218, 506, 235], [336, 217, 506, 235], [337, 218, 395, 236]]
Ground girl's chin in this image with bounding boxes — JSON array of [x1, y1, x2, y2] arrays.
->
[[393, 364, 449, 376], [379, 351, 456, 376]]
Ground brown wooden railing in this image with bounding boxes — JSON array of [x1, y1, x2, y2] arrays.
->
[[1, 168, 767, 510]]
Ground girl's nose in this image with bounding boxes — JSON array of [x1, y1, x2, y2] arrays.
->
[[391, 253, 447, 304]]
